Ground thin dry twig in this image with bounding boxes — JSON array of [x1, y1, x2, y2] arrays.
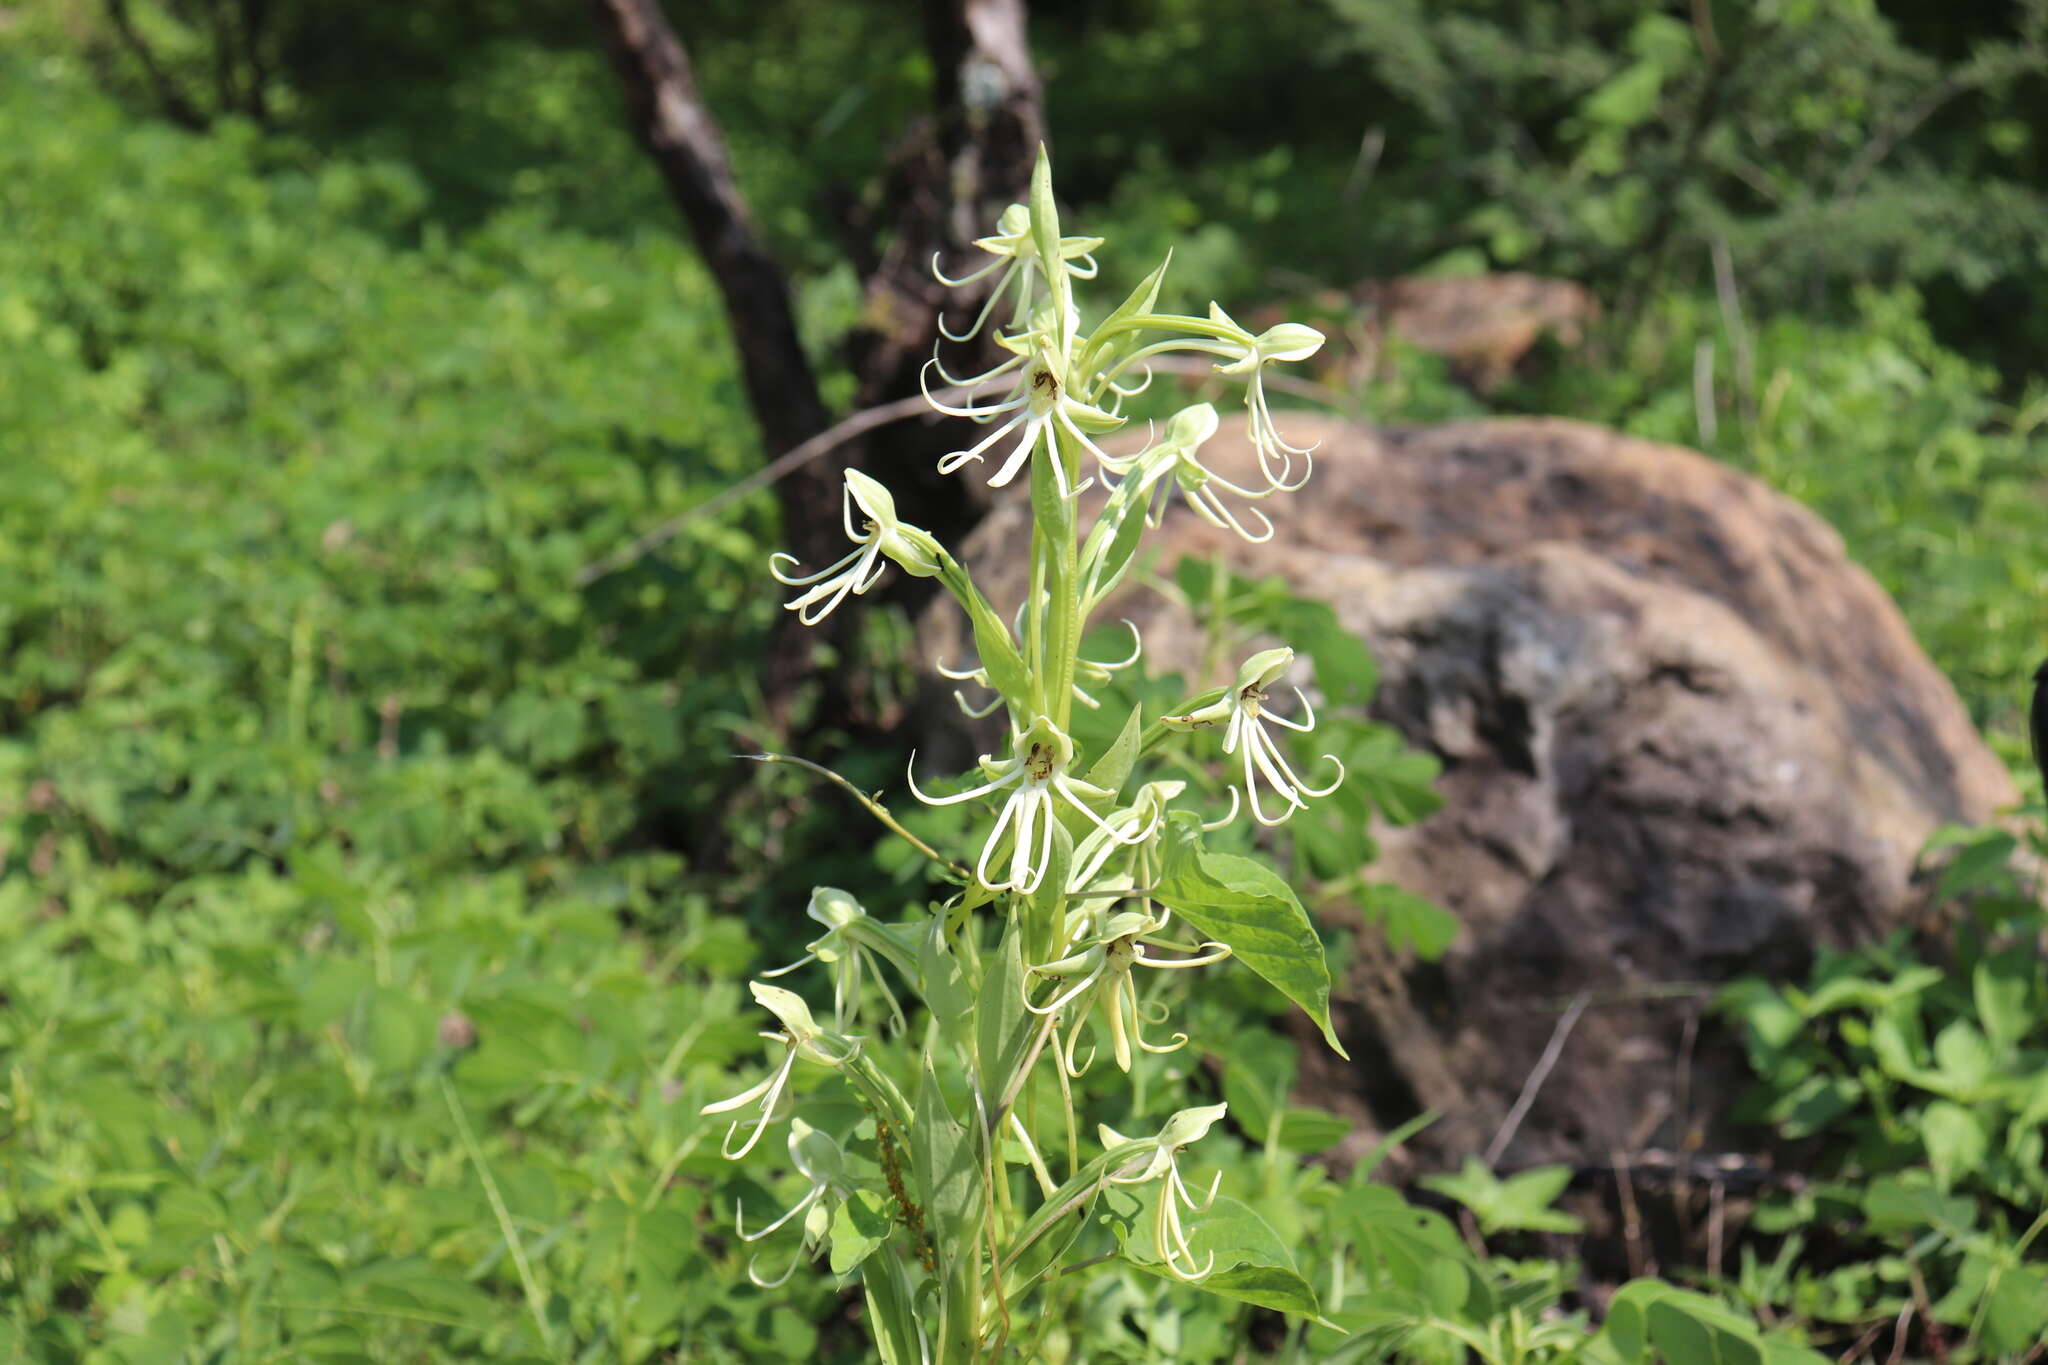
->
[[572, 359, 1350, 586], [1837, 1317, 1886, 1365], [1485, 992, 1588, 1167], [574, 389, 960, 586], [1885, 1297, 1913, 1365], [1610, 1145, 1653, 1280]]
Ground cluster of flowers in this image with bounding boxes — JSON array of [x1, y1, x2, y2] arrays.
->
[[716, 162, 1337, 1285]]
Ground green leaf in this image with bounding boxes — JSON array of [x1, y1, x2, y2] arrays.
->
[[1357, 883, 1458, 960], [1982, 1265, 2048, 1355], [1919, 1100, 1987, 1191], [1153, 812, 1347, 1058], [1861, 1174, 1976, 1238], [977, 924, 1035, 1108], [1082, 704, 1143, 803], [918, 917, 974, 1025], [861, 1253, 921, 1365], [1972, 949, 2033, 1056], [1600, 1281, 1765, 1365], [829, 1190, 891, 1276], [1109, 1189, 1322, 1317], [358, 988, 432, 1076], [1418, 1158, 1584, 1235], [1934, 829, 2017, 900], [1343, 727, 1443, 825], [1332, 1184, 1488, 1316], [912, 1066, 982, 1276]]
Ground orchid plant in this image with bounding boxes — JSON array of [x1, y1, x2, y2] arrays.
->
[[704, 151, 1351, 1363]]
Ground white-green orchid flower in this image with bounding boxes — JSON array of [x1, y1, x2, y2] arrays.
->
[[906, 717, 1148, 894], [768, 469, 942, 626], [732, 1118, 859, 1288], [699, 983, 861, 1159], [758, 887, 918, 1033], [1027, 900, 1230, 1075], [930, 201, 1102, 344], [1209, 305, 1323, 489], [1101, 402, 1278, 543], [1164, 647, 1344, 827], [1100, 1103, 1229, 1281], [924, 335, 1119, 499]]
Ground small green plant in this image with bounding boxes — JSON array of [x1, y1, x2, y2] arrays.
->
[[1721, 824, 2048, 1359]]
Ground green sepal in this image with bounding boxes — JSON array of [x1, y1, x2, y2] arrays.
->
[[1027, 146, 1069, 331]]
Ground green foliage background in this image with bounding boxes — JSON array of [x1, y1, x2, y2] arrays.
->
[[4, 0, 2047, 1360]]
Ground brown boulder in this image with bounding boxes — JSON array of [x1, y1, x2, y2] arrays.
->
[[922, 414, 2017, 1169]]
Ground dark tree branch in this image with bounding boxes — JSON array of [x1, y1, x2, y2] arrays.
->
[[586, 0, 832, 469], [103, 0, 209, 131], [586, 0, 1045, 722]]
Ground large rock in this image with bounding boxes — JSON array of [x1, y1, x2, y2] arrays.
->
[[922, 414, 2017, 1169]]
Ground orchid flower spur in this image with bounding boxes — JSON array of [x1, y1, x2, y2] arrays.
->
[[906, 717, 1149, 893], [1164, 647, 1345, 826], [1100, 1103, 1230, 1281], [768, 468, 941, 625], [699, 983, 861, 1159], [758, 887, 918, 1033]]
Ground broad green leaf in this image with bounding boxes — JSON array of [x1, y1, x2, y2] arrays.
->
[[829, 1190, 891, 1276], [1601, 1281, 1765, 1365], [358, 988, 433, 1076], [1108, 1189, 1321, 1317], [1645, 1291, 1764, 1365], [1357, 883, 1458, 960], [1154, 812, 1347, 1058], [1971, 950, 2032, 1055], [1919, 1100, 1986, 1190], [1861, 1174, 1976, 1237], [1982, 1264, 2048, 1355], [1931, 1019, 1993, 1097]]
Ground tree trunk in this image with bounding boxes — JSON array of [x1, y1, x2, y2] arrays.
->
[[588, 0, 1045, 722]]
